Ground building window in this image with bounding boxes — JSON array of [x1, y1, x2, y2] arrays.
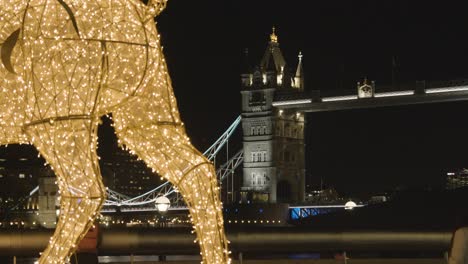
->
[[252, 151, 267, 162]]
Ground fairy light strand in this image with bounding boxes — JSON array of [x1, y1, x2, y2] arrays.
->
[[0, 0, 230, 263]]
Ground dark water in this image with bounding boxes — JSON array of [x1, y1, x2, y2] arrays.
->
[[7, 255, 200, 264]]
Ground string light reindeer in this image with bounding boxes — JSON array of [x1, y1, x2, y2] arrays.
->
[[0, 0, 230, 263]]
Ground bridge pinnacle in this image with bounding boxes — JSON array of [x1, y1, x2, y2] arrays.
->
[[270, 26, 278, 43]]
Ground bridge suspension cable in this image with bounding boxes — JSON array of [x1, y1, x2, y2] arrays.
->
[[20, 115, 242, 209], [103, 115, 242, 206], [217, 149, 243, 182]]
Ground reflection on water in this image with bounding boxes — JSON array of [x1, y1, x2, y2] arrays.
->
[[100, 255, 200, 263], [11, 255, 201, 264]]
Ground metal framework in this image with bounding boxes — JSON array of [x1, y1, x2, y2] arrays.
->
[[217, 149, 243, 182], [0, 0, 231, 263]]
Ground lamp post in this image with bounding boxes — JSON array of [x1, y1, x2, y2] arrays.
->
[[155, 195, 170, 262], [155, 196, 170, 228]]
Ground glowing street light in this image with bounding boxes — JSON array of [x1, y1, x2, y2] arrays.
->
[[155, 196, 171, 212], [344, 201, 357, 210]]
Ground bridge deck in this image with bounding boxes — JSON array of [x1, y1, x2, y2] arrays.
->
[[273, 85, 468, 112]]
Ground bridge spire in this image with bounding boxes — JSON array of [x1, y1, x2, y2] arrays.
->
[[294, 51, 304, 90], [261, 26, 286, 73], [270, 26, 278, 43]]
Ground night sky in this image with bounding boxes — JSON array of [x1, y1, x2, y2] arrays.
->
[[155, 0, 468, 197], [3, 1, 468, 198]]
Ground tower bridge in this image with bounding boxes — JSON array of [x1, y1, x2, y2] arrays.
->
[[7, 28, 468, 221], [237, 27, 468, 205]]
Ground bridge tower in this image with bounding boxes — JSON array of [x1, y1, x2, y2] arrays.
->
[[37, 176, 58, 228], [240, 28, 305, 203]]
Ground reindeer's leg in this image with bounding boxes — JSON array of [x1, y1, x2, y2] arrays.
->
[[113, 102, 230, 264], [24, 118, 105, 264]]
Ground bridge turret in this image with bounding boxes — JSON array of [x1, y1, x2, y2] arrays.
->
[[293, 52, 304, 90]]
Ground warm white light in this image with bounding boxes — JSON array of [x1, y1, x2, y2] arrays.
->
[[272, 99, 312, 106], [344, 201, 357, 210], [374, 90, 414, 97], [322, 95, 358, 102], [425, 86, 468, 94], [0, 1, 230, 263], [155, 196, 171, 212]]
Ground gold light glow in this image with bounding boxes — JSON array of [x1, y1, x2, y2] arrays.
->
[[0, 0, 230, 263]]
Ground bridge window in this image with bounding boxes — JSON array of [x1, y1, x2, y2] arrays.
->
[[252, 151, 266, 162]]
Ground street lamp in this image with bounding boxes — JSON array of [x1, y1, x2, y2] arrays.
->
[[155, 196, 171, 212], [344, 200, 357, 210], [155, 196, 171, 231]]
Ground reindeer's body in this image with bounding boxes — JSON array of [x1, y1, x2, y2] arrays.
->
[[0, 1, 229, 263]]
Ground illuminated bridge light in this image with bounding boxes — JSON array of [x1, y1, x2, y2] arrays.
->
[[425, 86, 468, 94], [272, 99, 312, 106], [321, 95, 358, 102], [374, 90, 414, 97]]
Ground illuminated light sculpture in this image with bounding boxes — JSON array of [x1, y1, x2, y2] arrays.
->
[[0, 0, 230, 263]]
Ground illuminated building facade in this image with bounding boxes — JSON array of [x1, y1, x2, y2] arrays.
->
[[240, 28, 305, 203]]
